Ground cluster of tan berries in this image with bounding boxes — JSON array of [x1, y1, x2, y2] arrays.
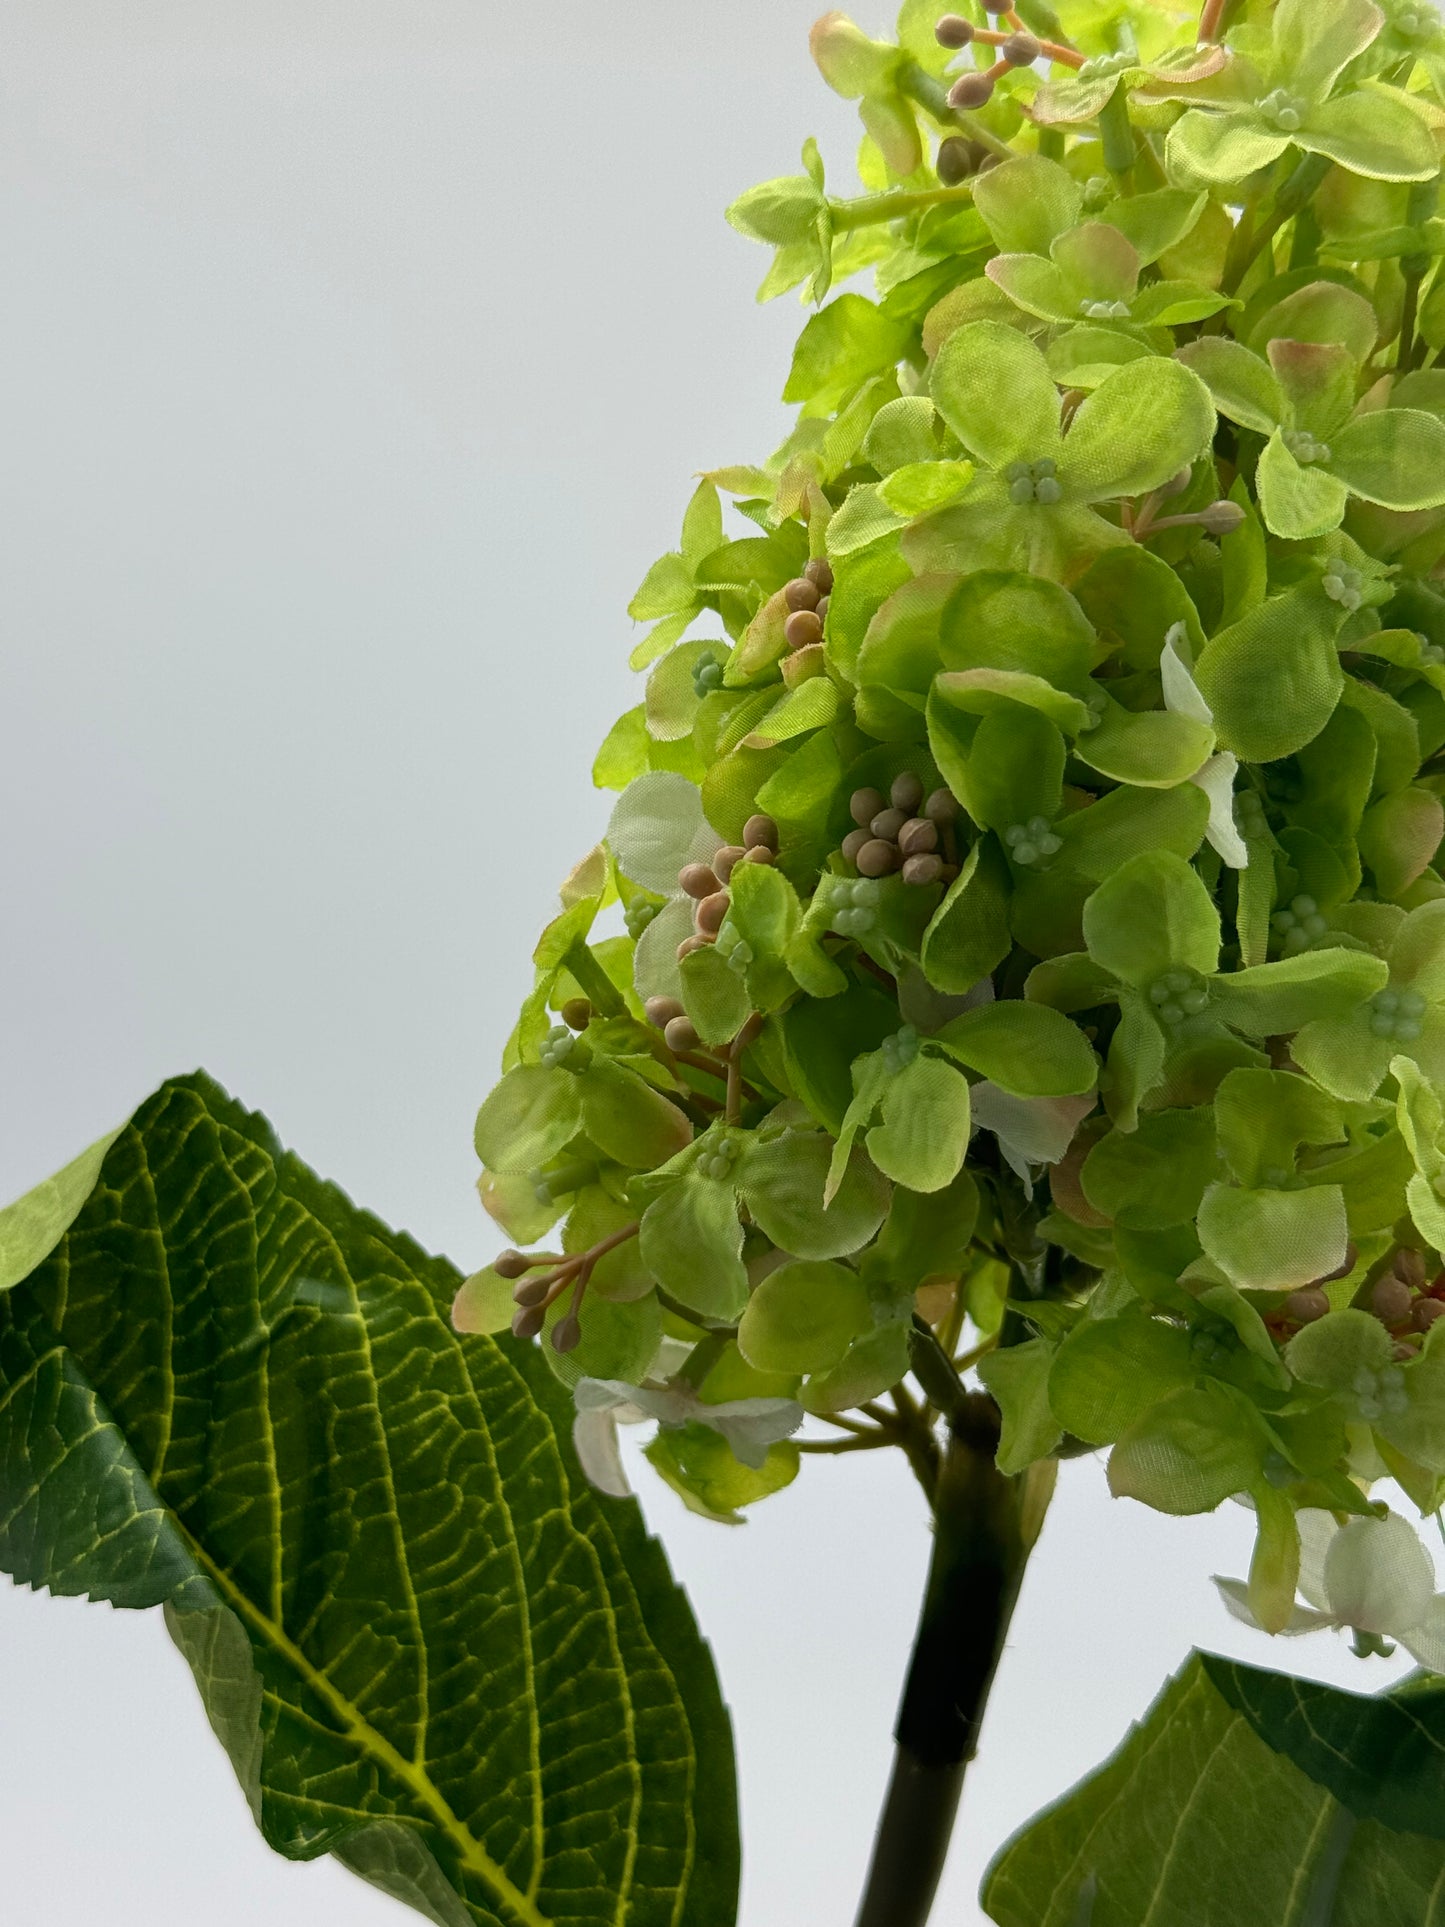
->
[[935, 9, 1049, 111], [841, 772, 959, 887], [1281, 1248, 1445, 1349], [780, 558, 833, 685]]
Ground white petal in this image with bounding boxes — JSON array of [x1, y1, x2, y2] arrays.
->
[[631, 894, 695, 1003], [1192, 752, 1248, 870], [1296, 1508, 1340, 1612], [607, 771, 720, 893], [573, 1376, 630, 1414], [1401, 1595, 1445, 1672], [1213, 1575, 1337, 1636], [706, 1397, 806, 1467], [1324, 1512, 1437, 1637], [572, 1408, 633, 1499], [971, 1084, 1095, 1176], [1161, 625, 1214, 725]]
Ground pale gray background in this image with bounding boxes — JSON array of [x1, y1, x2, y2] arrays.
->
[[0, 4, 1431, 1923]]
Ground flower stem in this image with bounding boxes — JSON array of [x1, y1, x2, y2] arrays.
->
[[852, 1398, 1054, 1927], [829, 183, 976, 233]]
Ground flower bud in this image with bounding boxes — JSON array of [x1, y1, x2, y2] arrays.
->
[[902, 853, 944, 886], [550, 1311, 582, 1354], [850, 786, 885, 827], [898, 817, 939, 857], [512, 1273, 554, 1309], [1199, 499, 1246, 535], [870, 807, 907, 841], [1001, 31, 1041, 65], [1395, 1248, 1428, 1289], [783, 575, 820, 612], [678, 861, 721, 900], [560, 997, 592, 1031], [742, 845, 774, 866], [890, 770, 925, 814], [713, 844, 746, 882], [1372, 1274, 1415, 1325], [1161, 466, 1193, 499], [816, 595, 830, 621], [857, 838, 900, 878], [1284, 1286, 1329, 1325], [924, 787, 959, 825], [664, 1013, 701, 1053], [677, 933, 712, 960], [936, 135, 981, 186], [744, 812, 779, 851], [842, 827, 871, 864], [804, 557, 834, 594], [784, 608, 824, 650], [512, 1304, 546, 1341], [1415, 1298, 1445, 1333], [934, 13, 974, 47], [948, 70, 996, 108], [696, 891, 731, 935], [494, 1248, 530, 1279]]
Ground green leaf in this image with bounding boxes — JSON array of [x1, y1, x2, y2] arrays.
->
[[972, 155, 1082, 258], [640, 1171, 748, 1321], [1108, 1380, 1265, 1513], [1257, 429, 1351, 539], [1057, 357, 1216, 506], [737, 1259, 871, 1375], [1166, 110, 1290, 187], [0, 1074, 738, 1927], [983, 1654, 1445, 1927], [1296, 89, 1439, 185], [628, 551, 697, 622], [873, 1171, 979, 1289], [865, 1053, 972, 1193], [920, 836, 1013, 995], [783, 295, 912, 418], [929, 322, 1063, 472], [1074, 699, 1216, 789], [938, 568, 1096, 690], [1081, 1108, 1218, 1229], [977, 1340, 1063, 1475], [1082, 851, 1221, 990], [0, 1124, 124, 1293], [933, 1001, 1097, 1098], [645, 1424, 798, 1525], [580, 1056, 693, 1169], [1198, 1182, 1349, 1290], [1213, 1067, 1343, 1188], [726, 172, 826, 245], [593, 706, 650, 792], [680, 942, 753, 1046], [876, 459, 975, 517], [1329, 408, 1445, 511], [1047, 1310, 1196, 1445], [986, 254, 1078, 325], [1272, 0, 1384, 101], [474, 1065, 584, 1175], [739, 1129, 889, 1260], [1195, 584, 1345, 763], [1103, 188, 1208, 267]]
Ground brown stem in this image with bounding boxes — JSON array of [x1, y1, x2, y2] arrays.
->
[[1198, 0, 1228, 40], [726, 1013, 764, 1126]]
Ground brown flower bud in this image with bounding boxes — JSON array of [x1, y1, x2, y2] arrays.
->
[[842, 827, 871, 864], [644, 995, 685, 1029], [804, 557, 834, 594], [744, 812, 779, 851], [1001, 30, 1041, 65], [890, 771, 925, 814], [934, 13, 974, 47], [664, 1013, 701, 1053], [1395, 1248, 1428, 1289], [512, 1273, 554, 1309], [857, 839, 900, 878], [902, 853, 944, 886], [512, 1303, 546, 1340], [1161, 466, 1193, 499], [870, 807, 907, 841], [696, 890, 731, 935], [898, 817, 939, 858], [678, 861, 721, 899], [677, 933, 712, 960], [784, 608, 824, 650], [1199, 499, 1246, 535], [742, 845, 774, 865], [713, 844, 746, 882], [850, 786, 885, 828], [948, 70, 996, 108], [783, 575, 821, 612], [1415, 1298, 1445, 1333], [551, 1311, 582, 1354], [924, 787, 959, 825], [1285, 1286, 1329, 1325], [560, 997, 592, 1031], [936, 135, 978, 185], [494, 1248, 531, 1279], [816, 594, 830, 621], [1372, 1274, 1415, 1325]]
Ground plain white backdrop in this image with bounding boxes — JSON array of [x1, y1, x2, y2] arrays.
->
[[0, 4, 1431, 1923]]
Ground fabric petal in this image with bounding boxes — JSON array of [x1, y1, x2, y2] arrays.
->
[[572, 1407, 634, 1499], [1324, 1512, 1437, 1637], [1193, 752, 1248, 869]]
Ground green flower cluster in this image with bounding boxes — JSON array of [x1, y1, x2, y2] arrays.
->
[[464, 0, 1445, 1620]]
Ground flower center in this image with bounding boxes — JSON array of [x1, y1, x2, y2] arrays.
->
[[1078, 50, 1133, 78], [1322, 564, 1362, 611], [881, 1025, 920, 1071], [1283, 427, 1332, 466], [1272, 893, 1328, 954], [1369, 986, 1427, 1041], [1258, 88, 1307, 132], [1004, 457, 1063, 505], [1148, 968, 1210, 1025], [1079, 297, 1132, 320], [1004, 816, 1063, 865]]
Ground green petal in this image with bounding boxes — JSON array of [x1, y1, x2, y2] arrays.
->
[[1267, 338, 1358, 439], [864, 1053, 972, 1192], [1081, 1107, 1218, 1229], [1052, 222, 1141, 306], [1271, 0, 1385, 101], [1056, 357, 1216, 505], [932, 1000, 1098, 1097], [985, 254, 1079, 325], [1257, 429, 1350, 539], [1328, 408, 1445, 510], [1102, 189, 1208, 268], [1082, 850, 1222, 989], [929, 321, 1063, 471], [1048, 1311, 1196, 1445], [1212, 947, 1389, 1037], [972, 154, 1083, 257], [737, 1259, 871, 1376], [1176, 338, 1285, 436], [1292, 1010, 1396, 1102], [1194, 583, 1345, 763], [1295, 90, 1438, 185], [1073, 698, 1216, 789], [1108, 1382, 1266, 1514], [1198, 1182, 1349, 1290], [640, 1172, 748, 1320], [1166, 109, 1290, 186]]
